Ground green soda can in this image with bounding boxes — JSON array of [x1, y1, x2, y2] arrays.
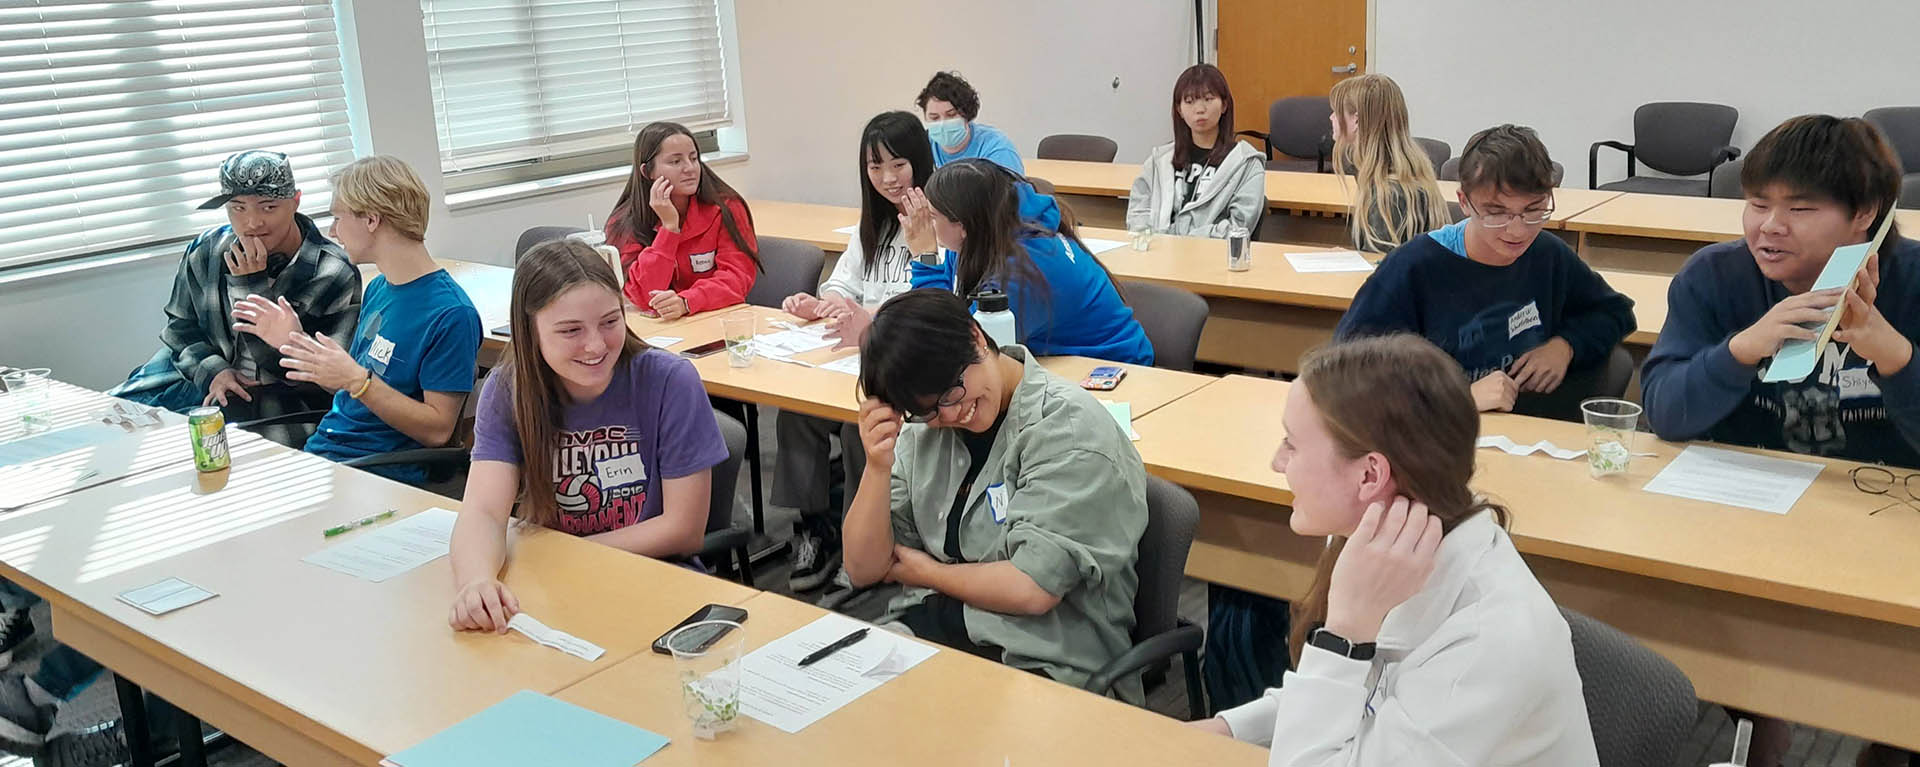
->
[[187, 406, 230, 473]]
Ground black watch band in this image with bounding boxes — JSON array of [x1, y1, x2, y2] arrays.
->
[[1309, 628, 1377, 661]]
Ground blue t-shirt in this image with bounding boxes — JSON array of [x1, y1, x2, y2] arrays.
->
[[306, 269, 482, 484], [933, 122, 1025, 174]]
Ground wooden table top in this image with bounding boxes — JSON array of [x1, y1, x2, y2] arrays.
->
[[554, 590, 1268, 767], [1561, 193, 1745, 241], [1130, 375, 1290, 505], [747, 200, 861, 253]]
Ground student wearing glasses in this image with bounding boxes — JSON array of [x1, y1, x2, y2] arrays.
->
[[1335, 125, 1635, 413], [840, 289, 1149, 702]]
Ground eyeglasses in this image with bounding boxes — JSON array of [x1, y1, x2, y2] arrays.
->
[[1850, 466, 1920, 516], [901, 378, 968, 424], [1464, 198, 1555, 229]]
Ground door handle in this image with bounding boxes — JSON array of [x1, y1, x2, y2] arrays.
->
[[1331, 63, 1357, 74]]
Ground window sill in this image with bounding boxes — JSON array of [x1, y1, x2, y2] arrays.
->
[[0, 215, 339, 287], [444, 151, 749, 212]]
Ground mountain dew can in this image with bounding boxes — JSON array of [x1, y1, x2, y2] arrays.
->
[[187, 406, 230, 473]]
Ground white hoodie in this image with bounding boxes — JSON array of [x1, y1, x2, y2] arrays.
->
[[1218, 511, 1599, 767]]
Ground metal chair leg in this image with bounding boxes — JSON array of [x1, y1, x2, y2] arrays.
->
[[742, 404, 765, 534], [172, 711, 208, 767]]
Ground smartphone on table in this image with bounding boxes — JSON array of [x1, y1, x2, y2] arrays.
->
[[651, 603, 748, 655], [679, 338, 729, 359], [1080, 365, 1127, 391]]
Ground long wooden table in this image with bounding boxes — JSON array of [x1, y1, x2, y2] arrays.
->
[[1128, 373, 1920, 749], [1562, 198, 1920, 274]]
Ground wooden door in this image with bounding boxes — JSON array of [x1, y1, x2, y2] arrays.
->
[[1217, 0, 1367, 146]]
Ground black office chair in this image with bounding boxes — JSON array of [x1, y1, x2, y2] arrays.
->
[[1560, 608, 1698, 767], [1037, 134, 1120, 163], [515, 226, 586, 262], [1083, 476, 1207, 718], [1589, 102, 1741, 196], [1119, 280, 1208, 372], [1708, 158, 1745, 200], [1413, 137, 1451, 173], [1512, 346, 1636, 423], [1237, 96, 1332, 173], [1864, 107, 1920, 197], [1902, 175, 1920, 211], [703, 409, 755, 585]]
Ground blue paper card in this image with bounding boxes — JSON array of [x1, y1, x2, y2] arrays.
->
[[1762, 211, 1898, 383], [384, 690, 669, 767]]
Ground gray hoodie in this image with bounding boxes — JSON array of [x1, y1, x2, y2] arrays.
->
[[1125, 140, 1267, 238]]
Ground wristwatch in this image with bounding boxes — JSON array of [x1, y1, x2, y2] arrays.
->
[[1308, 628, 1377, 661]]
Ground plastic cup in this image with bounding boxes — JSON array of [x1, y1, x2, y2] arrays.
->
[[1580, 398, 1643, 478], [1226, 224, 1252, 271], [1, 368, 54, 434], [1128, 225, 1153, 252], [721, 312, 756, 368], [666, 620, 745, 739]]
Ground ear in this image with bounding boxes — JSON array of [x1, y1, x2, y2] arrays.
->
[[291, 190, 303, 207], [363, 211, 382, 234], [1356, 451, 1396, 504], [1850, 204, 1881, 240]]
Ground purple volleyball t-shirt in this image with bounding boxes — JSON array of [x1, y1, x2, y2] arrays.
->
[[471, 348, 727, 536]]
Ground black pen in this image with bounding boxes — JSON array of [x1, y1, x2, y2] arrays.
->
[[796, 627, 869, 668]]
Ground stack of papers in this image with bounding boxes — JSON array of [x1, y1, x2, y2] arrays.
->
[[1078, 238, 1128, 255], [752, 326, 834, 358], [303, 507, 458, 582], [730, 613, 935, 733], [1641, 445, 1824, 515], [383, 690, 669, 767]]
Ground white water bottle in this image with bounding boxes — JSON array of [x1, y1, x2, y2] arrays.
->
[[972, 291, 1018, 349]]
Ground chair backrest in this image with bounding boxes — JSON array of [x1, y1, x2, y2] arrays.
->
[[1134, 476, 1199, 642], [1632, 101, 1739, 176], [1901, 175, 1920, 211], [1708, 157, 1746, 199], [1267, 97, 1333, 161], [515, 226, 586, 262], [1559, 608, 1697, 767], [1037, 134, 1119, 163], [1413, 137, 1451, 172], [1026, 175, 1057, 196], [707, 408, 748, 535], [1512, 345, 1635, 423], [1864, 106, 1920, 173], [1439, 157, 1565, 187], [1119, 280, 1207, 372], [743, 236, 826, 309]]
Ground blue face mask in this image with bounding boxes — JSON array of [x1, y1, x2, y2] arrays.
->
[[927, 118, 969, 151]]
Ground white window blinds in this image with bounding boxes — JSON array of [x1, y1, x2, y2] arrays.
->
[[421, 0, 731, 173], [0, 0, 355, 271]]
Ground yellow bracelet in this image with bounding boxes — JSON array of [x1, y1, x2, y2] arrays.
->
[[349, 370, 374, 399]]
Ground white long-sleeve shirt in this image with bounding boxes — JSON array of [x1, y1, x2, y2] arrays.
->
[[819, 225, 913, 308], [1218, 512, 1598, 767]]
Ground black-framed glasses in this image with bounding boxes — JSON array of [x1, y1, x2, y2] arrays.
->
[[901, 379, 967, 424], [1464, 197, 1555, 229], [1850, 466, 1920, 516]]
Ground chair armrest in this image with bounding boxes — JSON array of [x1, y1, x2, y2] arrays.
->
[[1714, 145, 1742, 163], [1083, 622, 1205, 697], [1588, 140, 1636, 189], [1233, 130, 1274, 161], [699, 526, 751, 560], [234, 409, 330, 430], [343, 446, 472, 471]]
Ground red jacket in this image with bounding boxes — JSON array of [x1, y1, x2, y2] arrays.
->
[[607, 197, 758, 314]]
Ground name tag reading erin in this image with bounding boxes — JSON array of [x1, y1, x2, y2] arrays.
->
[[596, 453, 648, 489]]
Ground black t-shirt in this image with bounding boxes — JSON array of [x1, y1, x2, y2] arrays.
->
[[943, 417, 1005, 562], [1176, 145, 1218, 210]]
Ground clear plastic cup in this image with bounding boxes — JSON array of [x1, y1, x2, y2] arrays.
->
[[1580, 398, 1643, 478], [720, 311, 756, 368], [666, 620, 745, 739], [1, 368, 54, 434], [1128, 225, 1153, 252], [1226, 224, 1252, 271]]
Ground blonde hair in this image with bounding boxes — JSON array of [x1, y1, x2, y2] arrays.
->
[[329, 155, 430, 241], [1329, 74, 1449, 253]]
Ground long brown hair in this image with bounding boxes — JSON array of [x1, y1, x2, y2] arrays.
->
[[502, 239, 647, 528], [606, 121, 761, 269], [1171, 64, 1235, 169], [923, 159, 1124, 303], [1329, 74, 1449, 252], [1287, 334, 1510, 667]]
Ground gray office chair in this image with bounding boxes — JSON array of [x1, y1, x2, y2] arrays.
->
[[703, 409, 754, 585], [1512, 346, 1635, 423], [1560, 607, 1697, 767], [1119, 280, 1208, 372], [1084, 476, 1207, 719], [1413, 137, 1451, 173], [515, 225, 585, 261], [1026, 175, 1057, 196], [1864, 107, 1920, 175], [1440, 157, 1566, 187], [1708, 158, 1745, 200], [1238, 96, 1332, 173], [743, 236, 825, 310], [1902, 175, 1920, 211], [1589, 102, 1741, 196], [1037, 134, 1120, 163]]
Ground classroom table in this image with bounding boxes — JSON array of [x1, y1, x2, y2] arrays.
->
[[1558, 193, 1741, 272], [554, 590, 1270, 767], [1128, 373, 1920, 750], [0, 437, 758, 766]]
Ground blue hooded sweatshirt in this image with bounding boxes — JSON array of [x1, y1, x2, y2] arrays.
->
[[911, 183, 1155, 365]]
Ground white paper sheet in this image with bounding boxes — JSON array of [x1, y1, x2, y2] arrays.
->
[[1284, 250, 1375, 273], [117, 577, 216, 616], [818, 354, 861, 376], [728, 613, 935, 733], [831, 224, 857, 236], [507, 612, 606, 661], [1477, 435, 1585, 460], [643, 335, 684, 348], [302, 507, 458, 582], [752, 327, 834, 357], [1640, 446, 1824, 515], [1078, 238, 1128, 255]]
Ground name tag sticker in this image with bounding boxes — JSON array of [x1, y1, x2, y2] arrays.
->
[[986, 483, 1009, 524], [1838, 366, 1882, 400], [596, 453, 648, 489], [690, 251, 717, 273], [1507, 301, 1542, 339], [367, 334, 396, 365]]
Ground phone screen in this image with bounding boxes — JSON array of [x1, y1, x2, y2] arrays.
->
[[680, 339, 729, 359], [652, 603, 748, 654]]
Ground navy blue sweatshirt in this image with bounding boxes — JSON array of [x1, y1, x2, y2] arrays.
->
[[1641, 236, 1920, 468], [1335, 221, 1637, 381]]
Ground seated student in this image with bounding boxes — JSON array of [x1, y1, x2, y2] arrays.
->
[[1125, 63, 1266, 238], [1189, 334, 1598, 765], [773, 111, 937, 591], [843, 289, 1147, 700], [109, 150, 361, 441], [605, 121, 760, 320], [1641, 114, 1914, 767], [237, 156, 481, 485], [1335, 125, 1635, 414], [448, 239, 729, 634], [918, 71, 1025, 174], [912, 159, 1155, 366], [1328, 73, 1451, 253]]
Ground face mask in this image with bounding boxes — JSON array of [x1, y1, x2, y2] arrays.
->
[[927, 118, 969, 151]]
